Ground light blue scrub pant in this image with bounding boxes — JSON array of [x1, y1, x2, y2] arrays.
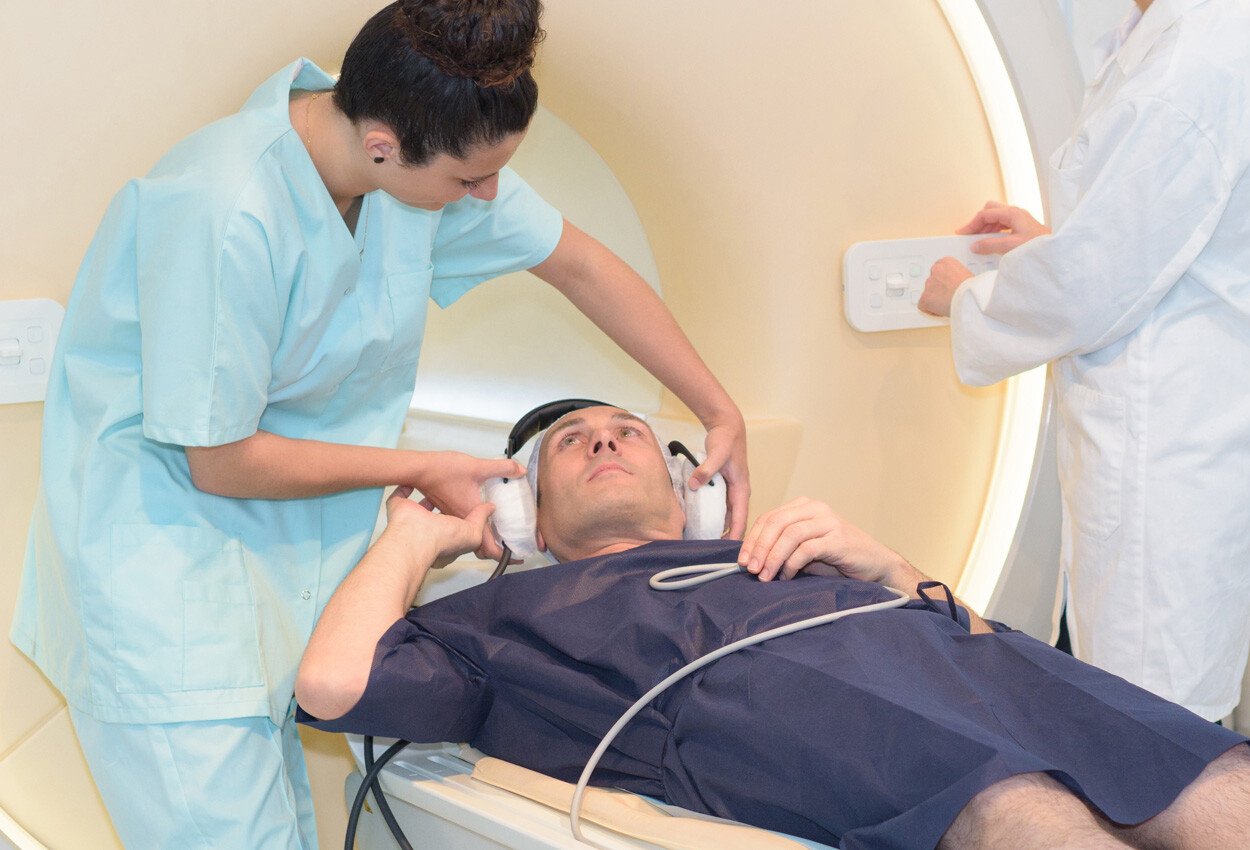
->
[[69, 704, 318, 849]]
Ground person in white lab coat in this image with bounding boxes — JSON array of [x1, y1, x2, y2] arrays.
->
[[918, 0, 1250, 721]]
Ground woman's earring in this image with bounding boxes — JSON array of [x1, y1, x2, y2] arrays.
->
[[374, 157, 385, 164]]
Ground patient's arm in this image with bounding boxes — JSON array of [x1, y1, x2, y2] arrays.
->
[[737, 497, 992, 634], [295, 489, 492, 719]]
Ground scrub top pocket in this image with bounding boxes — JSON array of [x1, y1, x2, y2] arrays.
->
[[109, 524, 263, 695], [381, 265, 433, 372]]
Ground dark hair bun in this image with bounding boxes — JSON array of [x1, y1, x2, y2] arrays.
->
[[399, 0, 545, 88]]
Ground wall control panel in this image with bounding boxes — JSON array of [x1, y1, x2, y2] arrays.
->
[[0, 298, 64, 404], [842, 234, 999, 333]]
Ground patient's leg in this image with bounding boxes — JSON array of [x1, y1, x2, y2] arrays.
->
[[1103, 744, 1250, 850], [938, 772, 1132, 849]]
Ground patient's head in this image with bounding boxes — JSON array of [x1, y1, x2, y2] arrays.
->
[[533, 406, 684, 561]]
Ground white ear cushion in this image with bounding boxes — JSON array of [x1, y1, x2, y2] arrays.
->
[[664, 451, 690, 506], [525, 432, 544, 495], [681, 469, 728, 540], [661, 444, 728, 541], [482, 475, 539, 560]]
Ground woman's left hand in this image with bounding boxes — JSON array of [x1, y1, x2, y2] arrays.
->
[[689, 414, 750, 538]]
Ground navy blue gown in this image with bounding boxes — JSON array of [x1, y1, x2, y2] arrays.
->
[[300, 539, 1246, 850]]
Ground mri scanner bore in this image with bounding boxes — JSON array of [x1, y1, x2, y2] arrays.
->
[[8, 2, 748, 848], [298, 402, 1250, 850]]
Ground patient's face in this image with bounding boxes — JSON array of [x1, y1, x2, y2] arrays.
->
[[535, 406, 684, 556]]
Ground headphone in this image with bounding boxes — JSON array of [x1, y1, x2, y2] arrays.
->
[[483, 398, 728, 569]]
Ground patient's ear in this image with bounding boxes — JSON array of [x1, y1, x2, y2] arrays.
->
[[536, 528, 547, 553]]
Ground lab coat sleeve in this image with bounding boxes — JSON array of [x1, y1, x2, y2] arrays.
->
[[428, 167, 564, 308], [950, 96, 1233, 386], [137, 177, 282, 446], [297, 617, 491, 744]]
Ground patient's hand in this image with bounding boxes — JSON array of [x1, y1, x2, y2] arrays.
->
[[737, 497, 916, 587], [405, 452, 524, 560], [385, 486, 495, 571]]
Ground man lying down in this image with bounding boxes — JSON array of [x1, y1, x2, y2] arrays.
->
[[296, 404, 1250, 850]]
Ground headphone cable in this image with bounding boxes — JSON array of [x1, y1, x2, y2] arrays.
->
[[346, 736, 412, 850], [489, 544, 513, 581], [568, 568, 911, 848]]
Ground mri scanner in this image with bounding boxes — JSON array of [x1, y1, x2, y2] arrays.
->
[[0, 0, 1113, 846]]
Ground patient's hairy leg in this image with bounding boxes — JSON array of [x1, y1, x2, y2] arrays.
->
[[938, 772, 1132, 850], [1102, 744, 1250, 850]]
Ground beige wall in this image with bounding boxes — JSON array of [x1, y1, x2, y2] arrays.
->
[[0, 1, 1005, 847]]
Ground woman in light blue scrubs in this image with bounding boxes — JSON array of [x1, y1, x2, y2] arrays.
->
[[10, 2, 749, 847]]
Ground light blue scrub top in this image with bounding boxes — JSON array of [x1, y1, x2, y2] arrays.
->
[[11, 59, 564, 725]]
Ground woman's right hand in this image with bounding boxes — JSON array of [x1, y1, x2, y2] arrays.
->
[[406, 452, 525, 560]]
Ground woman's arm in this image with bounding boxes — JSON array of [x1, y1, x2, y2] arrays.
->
[[185, 433, 522, 557], [530, 220, 751, 536]]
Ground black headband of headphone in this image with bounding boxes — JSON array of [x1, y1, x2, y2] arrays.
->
[[505, 398, 612, 458], [505, 397, 710, 488]]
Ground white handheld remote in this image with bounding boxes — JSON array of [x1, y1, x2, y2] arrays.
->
[[842, 234, 1000, 333]]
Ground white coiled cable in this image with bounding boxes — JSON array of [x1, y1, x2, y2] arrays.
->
[[570, 562, 911, 846]]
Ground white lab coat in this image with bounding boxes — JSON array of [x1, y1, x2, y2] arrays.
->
[[950, 0, 1250, 719]]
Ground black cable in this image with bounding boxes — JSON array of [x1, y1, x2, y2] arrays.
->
[[489, 544, 513, 581], [343, 558, 513, 848], [345, 737, 411, 850], [363, 735, 414, 850]]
